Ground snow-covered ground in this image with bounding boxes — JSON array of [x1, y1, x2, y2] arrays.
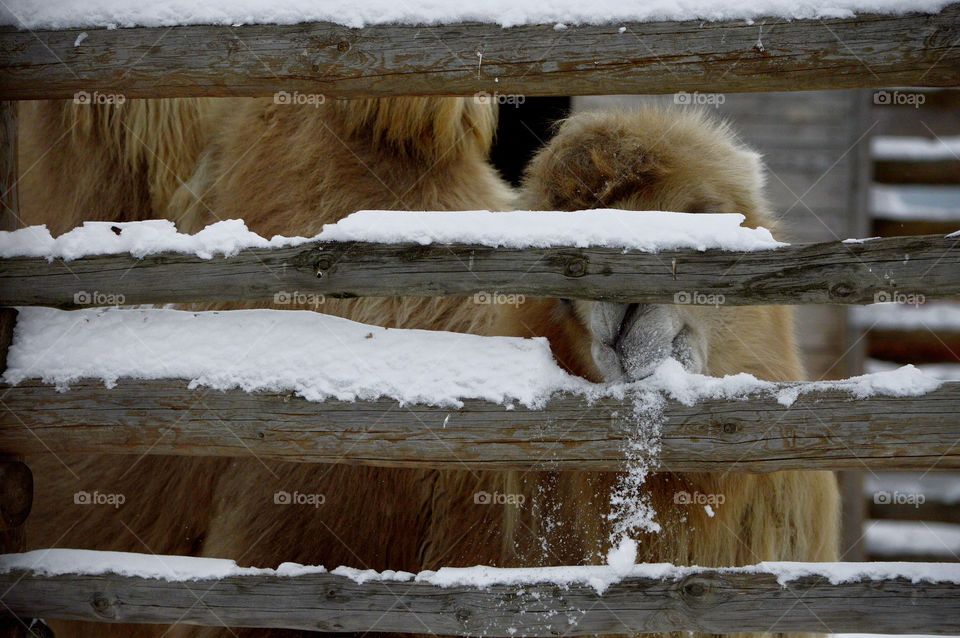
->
[[870, 185, 960, 221], [850, 301, 960, 330], [3, 307, 944, 409], [872, 135, 960, 161], [0, 211, 784, 262], [1, 0, 954, 30]]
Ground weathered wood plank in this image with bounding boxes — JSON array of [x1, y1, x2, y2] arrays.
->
[[2, 233, 960, 307], [875, 159, 960, 185], [0, 100, 28, 638], [1, 5, 959, 100], [868, 499, 960, 525], [1, 378, 958, 471], [874, 218, 960, 236], [0, 567, 958, 634], [869, 329, 960, 364]]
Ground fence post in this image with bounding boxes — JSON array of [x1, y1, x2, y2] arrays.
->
[[0, 100, 35, 637]]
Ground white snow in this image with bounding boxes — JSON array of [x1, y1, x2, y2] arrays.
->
[[870, 185, 960, 221], [0, 219, 310, 261], [851, 301, 960, 330], [3, 549, 959, 595], [0, 212, 784, 261], [865, 360, 960, 382], [872, 135, 960, 161], [2, 0, 953, 30], [3, 308, 943, 409], [605, 538, 638, 574], [3, 307, 590, 409], [0, 549, 275, 580], [865, 520, 960, 558], [315, 210, 784, 251]]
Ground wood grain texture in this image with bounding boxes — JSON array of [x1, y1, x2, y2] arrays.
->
[[1, 378, 958, 472], [2, 233, 960, 307], [0, 567, 958, 634], [1, 5, 958, 100]]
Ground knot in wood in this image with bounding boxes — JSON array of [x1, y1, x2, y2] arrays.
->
[[683, 581, 706, 597], [454, 608, 472, 623], [563, 256, 588, 278], [315, 257, 333, 278], [337, 41, 351, 52], [91, 593, 116, 618], [829, 281, 855, 299], [720, 422, 738, 435]]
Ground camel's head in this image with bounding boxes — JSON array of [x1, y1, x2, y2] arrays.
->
[[508, 107, 780, 382]]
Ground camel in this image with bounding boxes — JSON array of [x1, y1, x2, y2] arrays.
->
[[16, 97, 838, 637]]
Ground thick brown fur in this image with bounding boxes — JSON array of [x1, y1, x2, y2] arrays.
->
[[17, 99, 838, 638]]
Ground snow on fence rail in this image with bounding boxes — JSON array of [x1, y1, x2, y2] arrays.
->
[[1, 551, 959, 634], [1, 3, 959, 100], [1, 215, 959, 307], [4, 377, 959, 471], [1, 307, 956, 472]]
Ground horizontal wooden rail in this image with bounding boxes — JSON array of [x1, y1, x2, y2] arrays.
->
[[874, 159, 960, 184], [1, 379, 958, 471], [868, 499, 960, 524], [1, 565, 958, 634], [2, 233, 960, 307], [1, 5, 959, 100], [869, 329, 960, 365]]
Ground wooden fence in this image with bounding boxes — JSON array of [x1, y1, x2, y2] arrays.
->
[[2, 565, 959, 634], [1, 5, 960, 635], [1, 233, 959, 307]]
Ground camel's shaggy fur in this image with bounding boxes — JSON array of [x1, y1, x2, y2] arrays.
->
[[17, 97, 838, 638]]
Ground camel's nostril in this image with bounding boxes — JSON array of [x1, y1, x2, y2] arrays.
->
[[613, 303, 644, 352]]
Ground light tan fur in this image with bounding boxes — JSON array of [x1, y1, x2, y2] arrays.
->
[[17, 98, 838, 638]]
